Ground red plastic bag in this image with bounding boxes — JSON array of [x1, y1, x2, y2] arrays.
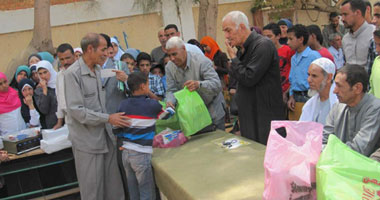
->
[[263, 121, 323, 200], [153, 129, 187, 148]]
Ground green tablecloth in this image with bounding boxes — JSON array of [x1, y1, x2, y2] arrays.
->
[[152, 130, 266, 200]]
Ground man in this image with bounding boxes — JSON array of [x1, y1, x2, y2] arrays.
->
[[287, 24, 321, 119], [323, 65, 380, 157], [341, 0, 375, 71], [151, 28, 167, 63], [322, 12, 348, 47], [307, 25, 335, 62], [262, 23, 295, 104], [100, 33, 130, 114], [136, 52, 165, 100], [53, 43, 76, 130], [328, 33, 345, 69], [371, 2, 380, 27], [164, 24, 204, 55], [365, 0, 373, 24], [165, 36, 225, 130], [299, 58, 338, 125], [223, 11, 284, 144], [64, 33, 128, 200]]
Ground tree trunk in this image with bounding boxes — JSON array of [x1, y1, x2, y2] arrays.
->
[[5, 0, 54, 78], [197, 0, 218, 41]]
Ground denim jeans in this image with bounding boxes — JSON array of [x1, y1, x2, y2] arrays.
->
[[122, 149, 155, 200]]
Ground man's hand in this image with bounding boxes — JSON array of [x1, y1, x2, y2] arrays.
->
[[225, 39, 237, 59], [229, 88, 236, 95], [287, 95, 295, 111], [109, 112, 131, 127], [53, 118, 64, 130], [184, 80, 200, 92], [112, 70, 128, 82], [166, 102, 175, 109]]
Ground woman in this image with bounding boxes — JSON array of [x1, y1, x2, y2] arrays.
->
[[200, 36, 229, 81], [29, 64, 39, 86], [0, 72, 26, 136], [9, 65, 31, 90], [111, 37, 125, 61], [34, 60, 58, 129], [18, 78, 40, 127], [28, 53, 42, 66]]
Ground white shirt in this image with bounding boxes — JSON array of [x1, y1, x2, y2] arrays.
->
[[0, 107, 26, 136], [299, 83, 338, 125]]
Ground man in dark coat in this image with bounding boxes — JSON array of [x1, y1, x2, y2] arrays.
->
[[222, 11, 284, 145]]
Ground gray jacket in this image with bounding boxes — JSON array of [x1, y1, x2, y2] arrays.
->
[[64, 57, 115, 154], [323, 94, 380, 156], [34, 87, 58, 129], [102, 58, 130, 114], [165, 51, 225, 122]]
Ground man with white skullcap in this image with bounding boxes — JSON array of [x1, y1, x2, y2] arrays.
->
[[299, 58, 338, 125], [323, 64, 380, 157]]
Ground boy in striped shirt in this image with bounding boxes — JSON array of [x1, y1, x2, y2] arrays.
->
[[113, 71, 174, 200]]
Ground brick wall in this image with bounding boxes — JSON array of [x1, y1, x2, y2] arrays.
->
[[0, 0, 88, 11]]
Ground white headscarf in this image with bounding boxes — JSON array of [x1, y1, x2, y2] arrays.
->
[[36, 60, 57, 89], [74, 47, 83, 54], [111, 37, 125, 61]]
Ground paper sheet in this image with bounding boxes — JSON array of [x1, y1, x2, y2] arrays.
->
[[101, 69, 116, 78]]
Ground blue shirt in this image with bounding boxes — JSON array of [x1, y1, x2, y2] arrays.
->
[[149, 73, 165, 97], [289, 46, 321, 96]]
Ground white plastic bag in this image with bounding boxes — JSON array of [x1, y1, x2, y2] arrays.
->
[[41, 126, 68, 140], [40, 126, 71, 154]]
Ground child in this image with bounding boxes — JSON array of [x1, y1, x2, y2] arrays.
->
[[113, 72, 174, 200]]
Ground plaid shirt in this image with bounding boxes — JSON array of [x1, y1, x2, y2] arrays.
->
[[367, 38, 378, 77], [149, 73, 165, 97]]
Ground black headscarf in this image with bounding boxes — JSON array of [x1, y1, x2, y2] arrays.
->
[[17, 78, 38, 124]]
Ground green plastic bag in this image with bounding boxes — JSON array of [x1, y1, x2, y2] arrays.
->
[[155, 101, 181, 134], [316, 135, 380, 200], [174, 88, 212, 136]]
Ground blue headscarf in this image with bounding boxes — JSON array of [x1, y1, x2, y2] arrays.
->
[[15, 65, 31, 79], [38, 51, 55, 64], [278, 19, 293, 28]]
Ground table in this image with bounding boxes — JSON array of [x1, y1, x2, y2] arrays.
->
[[152, 130, 266, 200], [0, 148, 78, 200]]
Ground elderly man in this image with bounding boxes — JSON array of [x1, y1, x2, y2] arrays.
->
[[165, 36, 225, 130], [323, 65, 380, 157], [64, 33, 129, 200], [53, 43, 76, 130], [341, 0, 375, 71], [151, 28, 167, 63], [223, 11, 284, 144], [299, 58, 338, 125], [328, 33, 344, 70]]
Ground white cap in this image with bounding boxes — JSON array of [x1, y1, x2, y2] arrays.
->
[[311, 57, 336, 76]]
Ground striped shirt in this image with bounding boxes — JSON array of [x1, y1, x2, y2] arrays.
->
[[113, 95, 174, 153]]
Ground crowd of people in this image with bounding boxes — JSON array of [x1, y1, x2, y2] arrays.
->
[[1, 0, 380, 199]]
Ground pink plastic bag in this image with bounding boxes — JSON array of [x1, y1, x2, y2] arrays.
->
[[263, 121, 323, 200], [153, 130, 187, 148]]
